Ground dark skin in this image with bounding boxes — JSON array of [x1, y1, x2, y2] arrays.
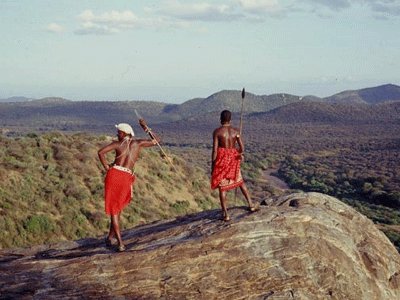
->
[[98, 120, 160, 250], [212, 120, 255, 221]]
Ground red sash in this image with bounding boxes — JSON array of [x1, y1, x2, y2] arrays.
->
[[104, 167, 135, 215], [211, 148, 243, 191]]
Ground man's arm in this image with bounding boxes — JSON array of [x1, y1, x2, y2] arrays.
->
[[211, 129, 218, 174], [236, 133, 244, 158], [98, 142, 118, 171], [138, 139, 158, 148]]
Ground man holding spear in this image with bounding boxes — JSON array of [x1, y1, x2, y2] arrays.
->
[[211, 106, 256, 221], [98, 119, 159, 252]]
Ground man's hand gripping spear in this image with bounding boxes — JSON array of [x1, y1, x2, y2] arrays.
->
[[134, 109, 178, 172]]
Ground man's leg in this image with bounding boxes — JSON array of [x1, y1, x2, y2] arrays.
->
[[239, 183, 256, 211], [111, 214, 125, 250], [107, 212, 121, 241], [108, 220, 115, 239], [219, 188, 230, 221]]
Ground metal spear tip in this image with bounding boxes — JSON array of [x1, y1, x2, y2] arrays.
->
[[134, 109, 143, 120], [241, 88, 245, 99]]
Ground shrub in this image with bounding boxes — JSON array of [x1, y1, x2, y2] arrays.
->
[[171, 200, 190, 214], [23, 215, 54, 235]]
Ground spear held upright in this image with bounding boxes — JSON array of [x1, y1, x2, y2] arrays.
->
[[239, 87, 245, 135], [235, 88, 246, 201]]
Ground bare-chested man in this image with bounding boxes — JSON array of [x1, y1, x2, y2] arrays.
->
[[98, 121, 158, 251], [211, 110, 256, 221]]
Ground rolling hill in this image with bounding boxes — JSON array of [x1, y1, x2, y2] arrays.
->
[[1, 84, 399, 134], [325, 84, 400, 104], [0, 96, 33, 103], [249, 101, 400, 124], [159, 90, 302, 120]]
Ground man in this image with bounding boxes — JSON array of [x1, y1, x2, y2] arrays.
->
[[211, 110, 256, 221], [98, 121, 158, 252]]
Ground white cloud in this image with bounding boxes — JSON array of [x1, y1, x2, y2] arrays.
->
[[46, 23, 64, 33], [305, 0, 351, 11], [237, 0, 291, 18], [154, 0, 243, 22], [149, 0, 293, 23], [366, 0, 400, 17], [78, 9, 139, 25], [304, 0, 400, 18], [75, 10, 150, 35], [73, 1, 399, 35], [74, 22, 119, 35], [238, 0, 280, 13]]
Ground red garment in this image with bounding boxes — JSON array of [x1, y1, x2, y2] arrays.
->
[[104, 167, 135, 215], [211, 148, 243, 191]]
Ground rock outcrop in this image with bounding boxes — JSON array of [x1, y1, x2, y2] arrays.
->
[[1, 192, 400, 299]]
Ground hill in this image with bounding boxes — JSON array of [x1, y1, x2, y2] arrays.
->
[[159, 90, 302, 119], [0, 133, 225, 249], [1, 84, 400, 134], [151, 100, 400, 146], [0, 96, 33, 103], [1, 192, 400, 299], [325, 84, 400, 104], [0, 98, 170, 133], [249, 101, 400, 124]]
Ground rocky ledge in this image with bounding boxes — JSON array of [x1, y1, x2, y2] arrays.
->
[[1, 192, 400, 299]]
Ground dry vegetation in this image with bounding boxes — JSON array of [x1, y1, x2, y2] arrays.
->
[[159, 116, 400, 251], [1, 102, 400, 251], [0, 133, 242, 249]]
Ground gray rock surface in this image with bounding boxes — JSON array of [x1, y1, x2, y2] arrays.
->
[[1, 192, 400, 299]]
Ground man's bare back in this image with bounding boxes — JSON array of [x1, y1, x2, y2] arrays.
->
[[212, 125, 244, 165], [98, 122, 158, 252], [211, 110, 256, 221], [98, 129, 157, 171]]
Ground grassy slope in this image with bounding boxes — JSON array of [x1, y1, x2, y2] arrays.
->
[[2, 131, 399, 251], [0, 133, 223, 249]]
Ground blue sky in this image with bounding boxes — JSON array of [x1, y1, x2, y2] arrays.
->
[[1, 0, 399, 103]]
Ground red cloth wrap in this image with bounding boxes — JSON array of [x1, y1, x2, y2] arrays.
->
[[211, 148, 243, 191], [104, 167, 135, 215]]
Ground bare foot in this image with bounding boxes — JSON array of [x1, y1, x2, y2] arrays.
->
[[248, 205, 259, 212], [223, 215, 231, 222]]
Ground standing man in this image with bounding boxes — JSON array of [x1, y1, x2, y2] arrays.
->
[[211, 110, 256, 221], [98, 121, 158, 252]]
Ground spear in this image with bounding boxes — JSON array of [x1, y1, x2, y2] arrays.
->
[[134, 109, 178, 172], [235, 88, 246, 201], [239, 87, 245, 135]]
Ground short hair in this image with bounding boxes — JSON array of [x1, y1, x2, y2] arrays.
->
[[220, 110, 231, 123]]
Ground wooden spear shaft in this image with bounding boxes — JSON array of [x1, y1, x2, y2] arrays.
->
[[235, 88, 246, 201], [239, 88, 245, 135], [134, 109, 178, 172]]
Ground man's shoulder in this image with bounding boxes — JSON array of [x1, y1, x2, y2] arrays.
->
[[109, 140, 121, 146], [213, 127, 222, 134]]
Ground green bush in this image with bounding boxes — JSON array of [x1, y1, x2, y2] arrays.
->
[[171, 200, 190, 214], [23, 215, 54, 235], [195, 196, 217, 210]]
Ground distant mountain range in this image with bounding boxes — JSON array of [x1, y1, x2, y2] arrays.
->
[[1, 84, 399, 134], [251, 101, 400, 124], [324, 84, 400, 104], [0, 96, 33, 103]]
